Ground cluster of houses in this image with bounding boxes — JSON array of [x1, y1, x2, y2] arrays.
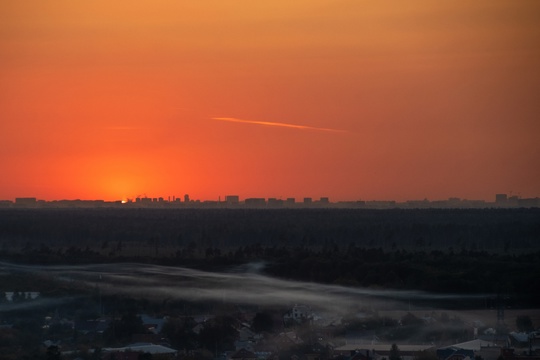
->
[[3, 293, 539, 360], [91, 331, 540, 360], [62, 305, 540, 360], [323, 333, 540, 360]]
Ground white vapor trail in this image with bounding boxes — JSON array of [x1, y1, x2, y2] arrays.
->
[[212, 117, 347, 133]]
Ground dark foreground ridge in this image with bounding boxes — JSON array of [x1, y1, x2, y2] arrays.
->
[[0, 208, 539, 359]]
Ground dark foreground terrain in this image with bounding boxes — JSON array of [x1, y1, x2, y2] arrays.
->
[[0, 208, 539, 359]]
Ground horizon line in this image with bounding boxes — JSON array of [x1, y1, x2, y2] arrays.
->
[[2, 193, 538, 205]]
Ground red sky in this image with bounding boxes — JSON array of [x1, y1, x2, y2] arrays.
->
[[1, 0, 539, 202]]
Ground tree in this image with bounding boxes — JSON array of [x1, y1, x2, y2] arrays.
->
[[252, 312, 274, 333], [390, 344, 401, 360], [516, 315, 533, 332], [161, 317, 198, 350], [103, 313, 146, 345], [198, 316, 238, 354], [92, 348, 102, 360], [46, 345, 62, 360]]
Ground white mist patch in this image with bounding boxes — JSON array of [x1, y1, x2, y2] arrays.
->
[[0, 261, 489, 315]]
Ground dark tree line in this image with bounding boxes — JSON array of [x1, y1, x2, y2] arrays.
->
[[1, 208, 539, 308], [1, 208, 538, 255]]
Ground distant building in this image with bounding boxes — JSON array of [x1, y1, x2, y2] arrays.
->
[[436, 347, 475, 360], [365, 201, 397, 209], [226, 195, 240, 205], [508, 196, 519, 207], [285, 198, 295, 207], [303, 197, 312, 204], [74, 318, 110, 334], [139, 314, 166, 334], [184, 194, 190, 203], [517, 198, 540, 208], [335, 344, 435, 360], [102, 343, 177, 359], [495, 194, 508, 204], [245, 198, 266, 207], [268, 198, 284, 207], [284, 304, 313, 324], [406, 199, 430, 208], [15, 197, 37, 206]]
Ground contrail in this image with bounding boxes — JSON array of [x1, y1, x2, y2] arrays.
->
[[211, 117, 347, 133], [102, 126, 143, 130]]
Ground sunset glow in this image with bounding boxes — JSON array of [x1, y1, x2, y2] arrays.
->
[[1, 0, 539, 201]]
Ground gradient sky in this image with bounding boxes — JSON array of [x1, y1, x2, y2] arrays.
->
[[1, 1, 539, 202]]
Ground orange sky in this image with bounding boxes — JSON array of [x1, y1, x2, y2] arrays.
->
[[1, 0, 539, 202]]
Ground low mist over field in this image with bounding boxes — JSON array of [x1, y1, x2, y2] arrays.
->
[[0, 261, 492, 314]]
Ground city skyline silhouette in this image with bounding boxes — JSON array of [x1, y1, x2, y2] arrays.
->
[[2, 192, 539, 209]]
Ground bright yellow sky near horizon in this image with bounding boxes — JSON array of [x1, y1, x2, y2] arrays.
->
[[1, 1, 539, 201]]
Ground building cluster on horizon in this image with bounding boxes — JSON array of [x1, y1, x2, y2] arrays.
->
[[0, 193, 539, 209]]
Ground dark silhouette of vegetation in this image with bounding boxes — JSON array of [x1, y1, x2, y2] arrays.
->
[[161, 316, 199, 350], [198, 315, 239, 354], [1, 208, 539, 259], [516, 315, 533, 332], [103, 313, 146, 346], [390, 343, 401, 360], [252, 312, 275, 333], [45, 345, 62, 360]]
